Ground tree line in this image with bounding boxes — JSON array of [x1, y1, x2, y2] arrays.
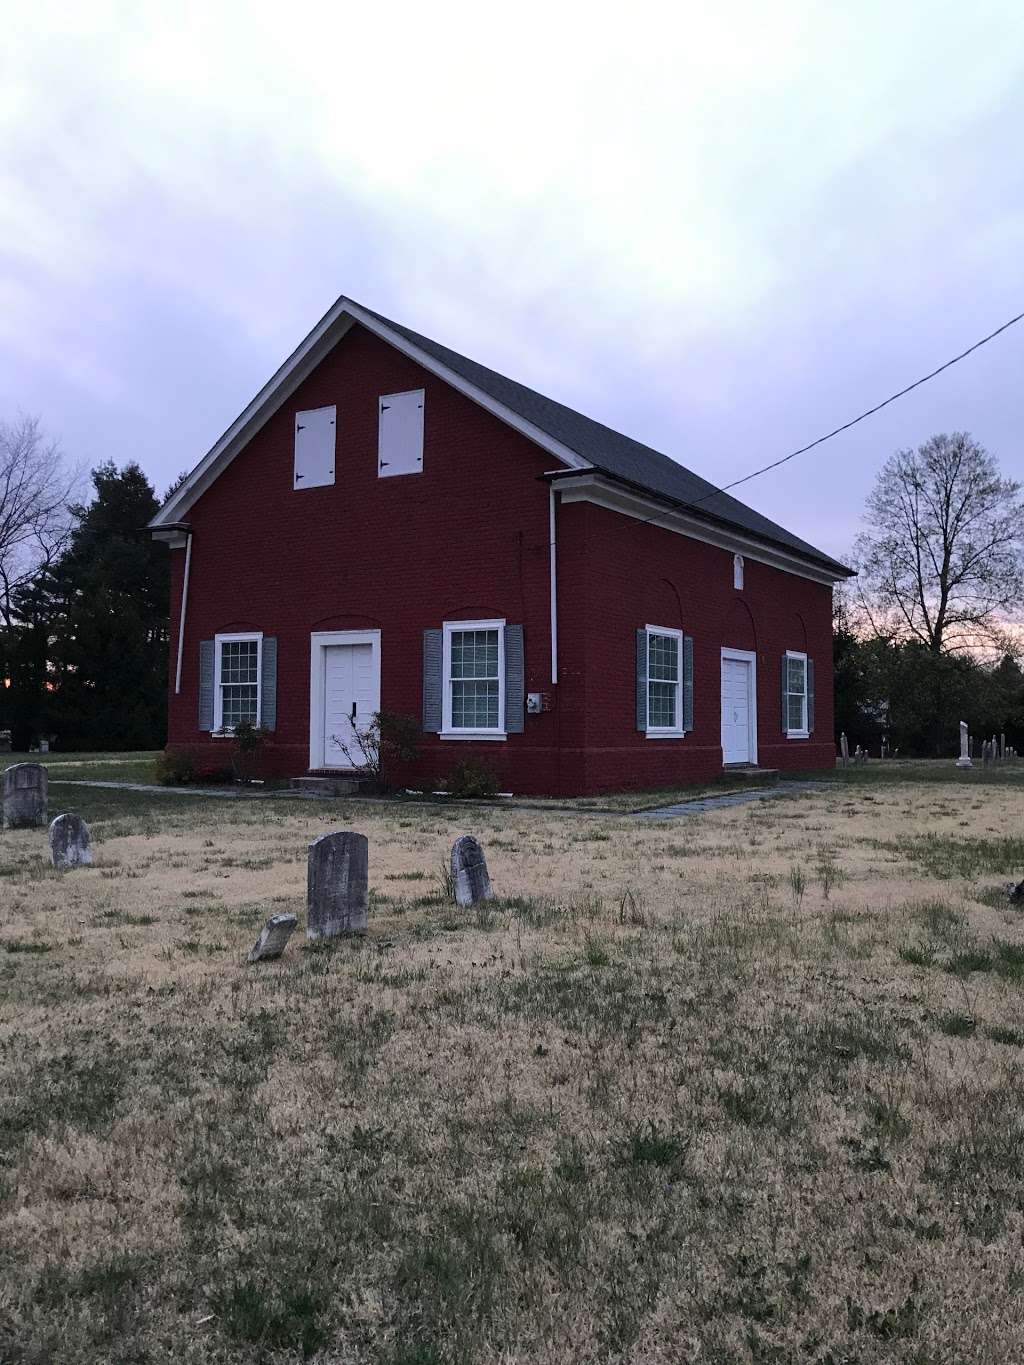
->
[[0, 417, 171, 751], [836, 432, 1023, 755], [1, 416, 1021, 757]]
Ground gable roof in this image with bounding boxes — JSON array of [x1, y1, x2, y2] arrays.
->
[[150, 295, 852, 578]]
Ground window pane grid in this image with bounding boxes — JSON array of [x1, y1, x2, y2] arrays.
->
[[219, 639, 259, 730], [648, 680, 678, 729], [648, 633, 679, 682], [451, 680, 499, 729], [786, 655, 806, 731], [221, 640, 258, 685], [451, 630, 499, 680], [647, 631, 680, 729], [448, 627, 501, 730]]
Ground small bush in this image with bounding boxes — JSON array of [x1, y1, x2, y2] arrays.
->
[[155, 748, 197, 785], [444, 759, 500, 800]]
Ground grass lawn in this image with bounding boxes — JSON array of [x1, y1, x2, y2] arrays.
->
[[0, 750, 161, 783], [2, 769, 1024, 1361]]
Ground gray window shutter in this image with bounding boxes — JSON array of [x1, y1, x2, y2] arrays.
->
[[199, 640, 215, 731], [683, 634, 694, 732], [807, 657, 815, 733], [260, 637, 277, 730], [422, 629, 442, 733], [504, 625, 525, 733], [781, 654, 788, 733], [636, 629, 648, 731]]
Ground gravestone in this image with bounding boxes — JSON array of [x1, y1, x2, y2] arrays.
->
[[48, 813, 92, 869], [956, 720, 972, 769], [451, 835, 494, 908], [0, 731, 11, 754], [248, 912, 299, 962], [3, 763, 47, 830], [839, 732, 849, 767], [307, 831, 368, 939]]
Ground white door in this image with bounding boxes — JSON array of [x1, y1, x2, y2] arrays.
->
[[721, 657, 753, 764], [321, 643, 377, 768]]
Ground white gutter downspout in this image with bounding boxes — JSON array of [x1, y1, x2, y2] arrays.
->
[[549, 486, 558, 685], [174, 529, 193, 695]]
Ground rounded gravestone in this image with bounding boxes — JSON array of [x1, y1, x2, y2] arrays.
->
[[451, 835, 494, 908], [3, 763, 47, 830], [307, 831, 368, 939], [49, 813, 93, 870]]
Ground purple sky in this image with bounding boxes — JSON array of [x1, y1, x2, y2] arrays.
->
[[3, 2, 1023, 564]]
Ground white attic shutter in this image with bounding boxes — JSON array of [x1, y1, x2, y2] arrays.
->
[[294, 406, 336, 489], [378, 390, 424, 478]]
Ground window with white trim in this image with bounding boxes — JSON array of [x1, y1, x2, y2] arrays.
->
[[733, 554, 744, 589], [214, 633, 262, 732], [443, 619, 505, 736], [784, 650, 808, 736], [647, 626, 683, 734]]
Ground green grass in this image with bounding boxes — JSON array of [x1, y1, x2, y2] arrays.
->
[[1, 750, 161, 783]]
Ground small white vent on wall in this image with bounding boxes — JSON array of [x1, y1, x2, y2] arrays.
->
[[378, 390, 424, 478], [294, 406, 336, 489]]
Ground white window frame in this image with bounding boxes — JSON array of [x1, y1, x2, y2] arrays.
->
[[441, 618, 506, 741], [213, 631, 263, 734], [785, 649, 809, 739], [645, 624, 685, 739], [733, 554, 744, 590]]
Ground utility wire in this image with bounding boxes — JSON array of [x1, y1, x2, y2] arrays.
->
[[687, 308, 1024, 506]]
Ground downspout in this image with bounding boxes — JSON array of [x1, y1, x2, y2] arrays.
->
[[549, 485, 558, 685], [174, 529, 193, 695]]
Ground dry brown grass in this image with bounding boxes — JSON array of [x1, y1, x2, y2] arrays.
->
[[2, 779, 1024, 1363]]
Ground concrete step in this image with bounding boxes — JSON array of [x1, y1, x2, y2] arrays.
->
[[721, 766, 780, 778], [290, 775, 361, 797]]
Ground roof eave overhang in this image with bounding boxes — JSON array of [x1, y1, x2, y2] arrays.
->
[[148, 297, 593, 531], [545, 468, 854, 586]]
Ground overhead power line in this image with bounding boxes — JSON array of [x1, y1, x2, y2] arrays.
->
[[691, 307, 1024, 505]]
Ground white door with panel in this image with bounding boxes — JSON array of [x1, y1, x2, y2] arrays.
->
[[310, 631, 381, 770], [721, 652, 756, 765]]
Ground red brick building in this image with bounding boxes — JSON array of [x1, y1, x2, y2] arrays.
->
[[149, 297, 852, 796]]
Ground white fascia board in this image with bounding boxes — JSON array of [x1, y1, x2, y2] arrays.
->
[[555, 473, 846, 586], [149, 297, 591, 529], [151, 528, 189, 548]]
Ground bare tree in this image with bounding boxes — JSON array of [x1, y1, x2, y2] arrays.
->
[[853, 432, 1024, 655], [0, 415, 79, 627]]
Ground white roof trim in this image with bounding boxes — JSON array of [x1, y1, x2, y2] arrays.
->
[[555, 473, 848, 586], [149, 297, 592, 528]]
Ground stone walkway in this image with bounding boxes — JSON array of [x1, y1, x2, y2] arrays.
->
[[636, 780, 829, 819], [51, 776, 831, 818]]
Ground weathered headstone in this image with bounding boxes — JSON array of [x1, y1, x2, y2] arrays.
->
[[839, 732, 849, 767], [956, 720, 972, 769], [248, 912, 299, 962], [0, 731, 11, 754], [307, 831, 368, 939], [3, 762, 47, 830], [48, 813, 92, 869], [451, 835, 494, 908]]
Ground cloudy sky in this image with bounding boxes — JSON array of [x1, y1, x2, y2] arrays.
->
[[3, 1, 1023, 562]]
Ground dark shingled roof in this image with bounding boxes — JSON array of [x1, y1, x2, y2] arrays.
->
[[355, 300, 851, 577]]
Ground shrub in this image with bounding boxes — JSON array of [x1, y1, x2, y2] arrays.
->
[[155, 748, 198, 785], [212, 723, 271, 782], [327, 711, 420, 792], [444, 759, 500, 800]]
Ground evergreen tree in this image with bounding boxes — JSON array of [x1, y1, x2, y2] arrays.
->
[[50, 463, 168, 750]]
